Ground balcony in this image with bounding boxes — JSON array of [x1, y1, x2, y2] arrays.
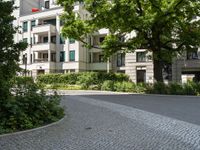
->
[[30, 61, 56, 70], [32, 24, 56, 34], [89, 62, 111, 71], [32, 43, 56, 51]]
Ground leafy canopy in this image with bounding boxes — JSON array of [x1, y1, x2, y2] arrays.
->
[[0, 0, 27, 101], [58, 0, 200, 60]]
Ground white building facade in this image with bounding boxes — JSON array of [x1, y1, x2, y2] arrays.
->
[[17, 0, 200, 84]]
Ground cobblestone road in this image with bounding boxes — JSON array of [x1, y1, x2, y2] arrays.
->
[[1, 92, 200, 150]]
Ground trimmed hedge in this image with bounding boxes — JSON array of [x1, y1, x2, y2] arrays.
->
[[37, 72, 130, 86]]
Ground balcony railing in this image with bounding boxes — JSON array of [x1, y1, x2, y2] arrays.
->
[[32, 24, 56, 34], [32, 42, 56, 51], [34, 58, 48, 63]]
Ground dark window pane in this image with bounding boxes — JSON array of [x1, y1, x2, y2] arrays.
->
[[43, 37, 48, 43], [136, 52, 146, 62], [69, 38, 75, 44], [69, 50, 75, 61], [31, 20, 36, 30], [117, 53, 125, 67], [23, 22, 28, 32], [45, 1, 50, 9], [60, 51, 65, 62], [23, 38, 28, 43], [60, 36, 65, 44]]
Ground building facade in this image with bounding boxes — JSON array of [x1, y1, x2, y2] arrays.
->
[[14, 0, 200, 84]]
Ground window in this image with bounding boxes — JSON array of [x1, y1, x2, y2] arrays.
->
[[44, 19, 56, 26], [136, 52, 146, 62], [60, 36, 65, 44], [69, 38, 75, 44], [99, 37, 105, 43], [23, 38, 28, 43], [99, 55, 104, 62], [60, 20, 64, 26], [69, 50, 75, 61], [43, 37, 48, 43], [117, 53, 125, 67], [187, 50, 199, 60], [31, 20, 36, 30], [23, 22, 28, 32], [45, 1, 50, 9], [51, 36, 56, 43], [60, 51, 65, 62], [22, 54, 27, 64], [51, 53, 56, 62]]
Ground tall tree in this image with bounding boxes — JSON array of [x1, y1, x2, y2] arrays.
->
[[58, 0, 200, 82], [0, 0, 27, 102]]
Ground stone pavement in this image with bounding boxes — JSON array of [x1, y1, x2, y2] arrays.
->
[[0, 93, 200, 150]]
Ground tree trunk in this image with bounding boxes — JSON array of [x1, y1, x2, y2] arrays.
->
[[153, 53, 164, 82]]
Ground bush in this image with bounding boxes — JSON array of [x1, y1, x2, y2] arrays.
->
[[168, 83, 184, 95], [146, 82, 169, 94], [114, 81, 135, 92], [183, 82, 197, 95], [37, 72, 130, 87], [77, 72, 98, 89], [0, 77, 64, 134], [101, 80, 115, 91]]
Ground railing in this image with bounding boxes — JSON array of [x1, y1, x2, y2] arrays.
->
[[34, 58, 48, 63]]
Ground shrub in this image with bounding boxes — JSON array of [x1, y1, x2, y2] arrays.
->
[[183, 82, 197, 95], [168, 83, 184, 95], [0, 77, 64, 134], [77, 72, 98, 89], [135, 83, 148, 93], [101, 80, 115, 91], [114, 81, 135, 92], [37, 72, 130, 87], [147, 82, 169, 94]]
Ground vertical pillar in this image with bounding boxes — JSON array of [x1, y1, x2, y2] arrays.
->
[[48, 31, 51, 43], [56, 14, 61, 63], [27, 20, 31, 64], [107, 59, 110, 73], [48, 31, 51, 62], [48, 50, 51, 62]]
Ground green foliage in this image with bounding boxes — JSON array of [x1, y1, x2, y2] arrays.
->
[[101, 80, 115, 91], [58, 0, 200, 82], [114, 81, 135, 92], [37, 72, 130, 87], [168, 83, 184, 95], [77, 72, 99, 89], [0, 77, 64, 134]]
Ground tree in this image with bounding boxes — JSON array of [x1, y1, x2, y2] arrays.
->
[[0, 0, 27, 104], [58, 0, 200, 82]]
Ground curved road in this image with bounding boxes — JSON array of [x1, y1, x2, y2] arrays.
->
[[0, 91, 200, 150]]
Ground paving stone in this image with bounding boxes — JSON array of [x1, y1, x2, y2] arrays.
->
[[0, 94, 200, 150]]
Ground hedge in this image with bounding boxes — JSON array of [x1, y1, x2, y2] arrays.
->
[[37, 72, 130, 86]]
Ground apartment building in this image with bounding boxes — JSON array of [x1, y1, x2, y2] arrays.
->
[[15, 0, 200, 84], [12, 0, 156, 83]]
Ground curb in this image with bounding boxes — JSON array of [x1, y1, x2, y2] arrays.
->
[[0, 117, 65, 138], [47, 89, 200, 98]]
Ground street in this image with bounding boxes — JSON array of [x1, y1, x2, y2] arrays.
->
[[0, 91, 200, 150]]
